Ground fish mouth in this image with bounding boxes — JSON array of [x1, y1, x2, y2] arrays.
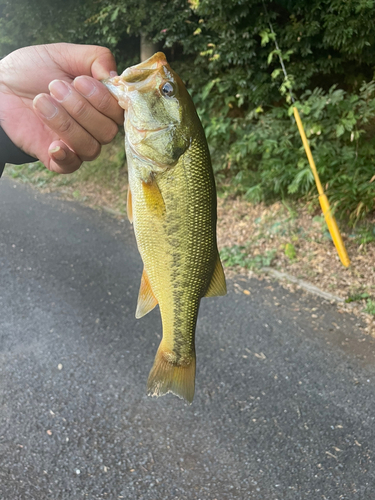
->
[[102, 52, 172, 103], [121, 53, 168, 83]]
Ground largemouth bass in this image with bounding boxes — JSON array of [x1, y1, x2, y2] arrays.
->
[[104, 52, 226, 403]]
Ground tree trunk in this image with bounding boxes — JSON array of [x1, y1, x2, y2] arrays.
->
[[140, 32, 158, 62]]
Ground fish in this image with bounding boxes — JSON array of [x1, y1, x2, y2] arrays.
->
[[103, 52, 226, 403]]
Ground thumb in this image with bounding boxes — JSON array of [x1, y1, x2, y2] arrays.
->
[[49, 43, 119, 81], [90, 48, 118, 80]]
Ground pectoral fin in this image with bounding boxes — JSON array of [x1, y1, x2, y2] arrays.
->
[[205, 255, 227, 297], [136, 268, 158, 319], [142, 179, 166, 218], [127, 187, 133, 224]]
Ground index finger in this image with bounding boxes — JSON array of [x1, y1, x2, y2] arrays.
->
[[45, 43, 118, 80], [73, 76, 124, 125]]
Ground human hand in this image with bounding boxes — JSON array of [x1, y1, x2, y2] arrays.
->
[[0, 43, 124, 173]]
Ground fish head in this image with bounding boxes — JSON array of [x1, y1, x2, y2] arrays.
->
[[103, 52, 198, 168]]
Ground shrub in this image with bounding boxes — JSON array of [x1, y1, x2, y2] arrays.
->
[[200, 81, 375, 222]]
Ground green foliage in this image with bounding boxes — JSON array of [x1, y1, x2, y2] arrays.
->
[[345, 293, 375, 315], [284, 243, 297, 260], [364, 299, 375, 315], [2, 0, 375, 220], [345, 292, 370, 303], [353, 224, 375, 245], [209, 81, 375, 222], [0, 0, 91, 55], [4, 0, 375, 105], [220, 245, 276, 269]]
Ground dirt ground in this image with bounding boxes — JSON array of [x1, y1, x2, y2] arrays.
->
[[216, 196, 375, 333], [217, 197, 375, 298]]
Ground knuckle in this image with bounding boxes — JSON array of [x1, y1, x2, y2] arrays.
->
[[71, 98, 89, 120], [56, 118, 74, 135], [51, 155, 82, 174], [96, 91, 114, 115], [82, 142, 101, 161], [63, 159, 82, 174], [100, 123, 118, 145]]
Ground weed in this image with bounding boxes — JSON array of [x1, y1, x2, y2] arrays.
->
[[285, 243, 297, 260], [354, 225, 375, 245], [220, 245, 249, 268], [312, 215, 325, 224], [345, 292, 370, 303], [248, 250, 277, 269], [220, 245, 276, 270], [281, 200, 298, 219], [364, 299, 375, 315]]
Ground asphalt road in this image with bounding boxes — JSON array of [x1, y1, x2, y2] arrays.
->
[[1, 178, 375, 500]]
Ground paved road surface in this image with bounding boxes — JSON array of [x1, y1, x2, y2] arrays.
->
[[1, 178, 375, 500]]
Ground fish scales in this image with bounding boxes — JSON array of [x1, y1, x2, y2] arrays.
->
[[104, 52, 226, 403], [132, 136, 215, 356]]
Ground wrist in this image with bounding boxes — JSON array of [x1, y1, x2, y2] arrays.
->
[[0, 125, 37, 168]]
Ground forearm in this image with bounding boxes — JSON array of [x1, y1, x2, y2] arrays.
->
[[0, 126, 37, 177]]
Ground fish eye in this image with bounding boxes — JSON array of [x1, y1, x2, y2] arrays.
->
[[161, 82, 174, 97]]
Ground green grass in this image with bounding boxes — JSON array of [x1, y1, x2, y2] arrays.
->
[[219, 245, 276, 270], [284, 243, 297, 260], [364, 299, 375, 315], [345, 292, 370, 303], [353, 225, 375, 245]]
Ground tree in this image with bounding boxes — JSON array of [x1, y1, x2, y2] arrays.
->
[[2, 0, 375, 217]]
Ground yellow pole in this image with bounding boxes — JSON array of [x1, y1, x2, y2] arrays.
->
[[293, 107, 350, 268]]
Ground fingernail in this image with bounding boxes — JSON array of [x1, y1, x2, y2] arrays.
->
[[110, 71, 118, 77], [49, 146, 66, 161], [74, 76, 96, 97], [34, 95, 58, 119], [49, 80, 71, 102]]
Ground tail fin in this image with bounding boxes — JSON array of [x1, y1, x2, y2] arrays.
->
[[147, 345, 196, 404]]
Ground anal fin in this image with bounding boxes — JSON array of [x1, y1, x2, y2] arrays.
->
[[136, 268, 158, 319], [205, 254, 227, 297]]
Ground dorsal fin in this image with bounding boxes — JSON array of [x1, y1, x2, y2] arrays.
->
[[136, 268, 158, 319], [205, 255, 227, 297]]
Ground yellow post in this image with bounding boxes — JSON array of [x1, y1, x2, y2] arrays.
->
[[293, 107, 350, 268]]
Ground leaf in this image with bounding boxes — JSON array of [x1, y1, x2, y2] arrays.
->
[[285, 243, 297, 260], [110, 6, 119, 22], [336, 124, 345, 137], [268, 50, 280, 65], [201, 79, 219, 100], [260, 30, 270, 46]]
